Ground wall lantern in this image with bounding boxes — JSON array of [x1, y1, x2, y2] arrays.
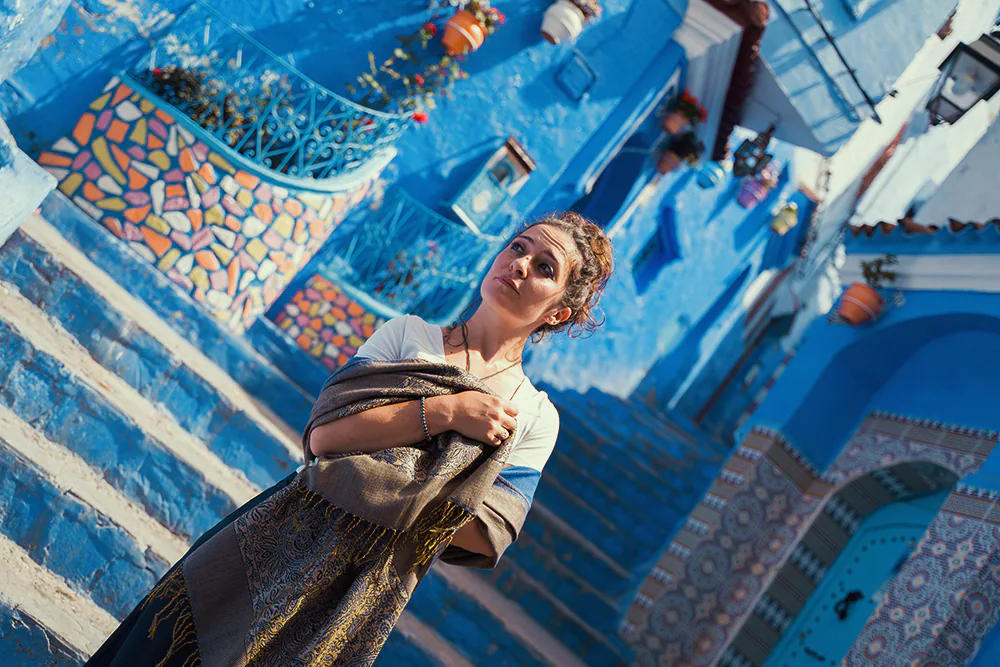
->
[[770, 202, 799, 236], [732, 125, 775, 178], [452, 137, 536, 234], [926, 30, 1000, 126]]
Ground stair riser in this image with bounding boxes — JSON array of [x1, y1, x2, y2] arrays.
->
[[556, 426, 676, 499], [559, 417, 692, 478], [35, 196, 316, 431], [545, 449, 687, 524], [0, 233, 299, 489], [0, 601, 86, 667], [486, 534, 622, 632], [533, 483, 661, 569], [407, 571, 549, 667], [376, 631, 448, 667], [0, 441, 169, 619], [490, 563, 626, 666], [0, 326, 236, 543]]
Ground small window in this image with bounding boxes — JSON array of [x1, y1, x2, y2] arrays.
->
[[632, 207, 681, 294]]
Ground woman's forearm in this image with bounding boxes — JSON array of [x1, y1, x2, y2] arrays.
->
[[449, 519, 496, 557], [308, 395, 454, 458]]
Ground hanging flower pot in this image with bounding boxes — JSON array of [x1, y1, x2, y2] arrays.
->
[[442, 9, 488, 55], [657, 150, 682, 174], [697, 161, 726, 189], [542, 0, 602, 44], [770, 202, 799, 235], [662, 111, 689, 135], [737, 179, 769, 208], [838, 282, 884, 325], [542, 0, 584, 44]]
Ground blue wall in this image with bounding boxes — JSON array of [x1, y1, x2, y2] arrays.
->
[[762, 0, 956, 153], [744, 290, 1000, 470], [1, 0, 685, 227]]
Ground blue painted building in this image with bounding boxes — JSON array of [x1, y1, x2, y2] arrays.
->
[[0, 0, 988, 665]]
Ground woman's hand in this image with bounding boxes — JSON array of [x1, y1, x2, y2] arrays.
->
[[436, 392, 519, 446]]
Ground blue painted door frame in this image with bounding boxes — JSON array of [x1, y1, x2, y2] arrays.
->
[[765, 489, 951, 667]]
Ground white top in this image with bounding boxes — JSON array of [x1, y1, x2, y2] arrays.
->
[[354, 315, 559, 473]]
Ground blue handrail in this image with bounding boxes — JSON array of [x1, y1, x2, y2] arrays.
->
[[129, 1, 412, 181], [318, 187, 504, 324]]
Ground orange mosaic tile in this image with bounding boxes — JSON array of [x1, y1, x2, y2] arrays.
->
[[234, 172, 260, 189], [111, 84, 132, 106], [179, 148, 197, 172], [124, 205, 151, 223], [165, 184, 186, 198], [141, 227, 172, 257], [82, 182, 105, 202], [107, 119, 129, 143], [110, 144, 131, 172], [38, 152, 73, 168], [187, 209, 203, 231], [73, 114, 96, 145], [127, 167, 149, 190], [195, 250, 221, 271]]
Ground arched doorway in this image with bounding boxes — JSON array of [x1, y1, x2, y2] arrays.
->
[[722, 462, 960, 667]]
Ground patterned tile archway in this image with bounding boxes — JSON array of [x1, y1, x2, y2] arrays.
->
[[619, 413, 997, 667]]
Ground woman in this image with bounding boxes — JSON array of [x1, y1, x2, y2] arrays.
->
[[85, 211, 614, 667]]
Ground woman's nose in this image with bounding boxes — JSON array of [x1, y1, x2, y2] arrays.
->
[[509, 256, 528, 277]]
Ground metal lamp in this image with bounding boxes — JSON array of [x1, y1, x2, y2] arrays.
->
[[927, 30, 1000, 126]]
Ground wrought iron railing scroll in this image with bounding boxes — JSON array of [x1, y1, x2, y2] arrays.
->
[[129, 2, 412, 181]]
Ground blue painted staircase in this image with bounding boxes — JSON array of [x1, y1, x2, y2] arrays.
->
[[0, 197, 728, 666]]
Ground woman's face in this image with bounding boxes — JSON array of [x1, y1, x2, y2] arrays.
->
[[482, 224, 576, 331]]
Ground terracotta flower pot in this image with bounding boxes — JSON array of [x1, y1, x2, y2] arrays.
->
[[442, 10, 487, 55], [657, 150, 682, 175], [737, 179, 768, 208], [662, 111, 689, 135], [541, 0, 586, 44], [838, 282, 884, 325]]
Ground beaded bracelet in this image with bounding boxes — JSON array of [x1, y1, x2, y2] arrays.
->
[[420, 396, 432, 441]]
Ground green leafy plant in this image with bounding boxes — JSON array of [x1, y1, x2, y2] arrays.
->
[[465, 0, 507, 35], [347, 22, 466, 117], [860, 253, 898, 290]]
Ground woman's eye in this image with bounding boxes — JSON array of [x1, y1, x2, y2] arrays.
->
[[510, 242, 523, 253], [540, 263, 554, 278]]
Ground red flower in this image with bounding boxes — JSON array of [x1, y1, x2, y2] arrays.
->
[[152, 68, 165, 76], [413, 111, 429, 123], [423, 22, 437, 36], [414, 74, 425, 85]]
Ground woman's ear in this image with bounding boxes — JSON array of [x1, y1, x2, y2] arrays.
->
[[548, 306, 572, 326]]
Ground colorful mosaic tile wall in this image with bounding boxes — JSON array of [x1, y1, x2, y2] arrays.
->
[[848, 485, 1000, 667], [270, 274, 388, 372], [620, 413, 998, 667], [37, 76, 373, 332]]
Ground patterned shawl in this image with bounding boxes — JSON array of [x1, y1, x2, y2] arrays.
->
[[136, 359, 531, 667]]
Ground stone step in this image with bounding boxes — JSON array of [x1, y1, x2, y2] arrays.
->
[[533, 472, 666, 571], [481, 557, 629, 666], [0, 532, 120, 661], [0, 406, 183, 618], [4, 218, 305, 477], [379, 614, 477, 667], [413, 564, 589, 667], [0, 294, 250, 542], [544, 445, 691, 525], [518, 502, 634, 599], [36, 194, 317, 430]]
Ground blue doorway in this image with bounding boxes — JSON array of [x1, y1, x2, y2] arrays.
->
[[764, 489, 951, 667]]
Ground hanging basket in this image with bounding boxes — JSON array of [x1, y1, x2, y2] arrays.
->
[[541, 0, 587, 44], [442, 9, 487, 55], [657, 150, 683, 174], [838, 282, 884, 325], [737, 179, 768, 208], [662, 111, 690, 136]]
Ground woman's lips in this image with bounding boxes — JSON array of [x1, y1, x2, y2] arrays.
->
[[497, 276, 519, 294]]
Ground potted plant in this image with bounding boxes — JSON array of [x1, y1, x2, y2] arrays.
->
[[657, 131, 704, 174], [442, 0, 506, 55], [737, 165, 777, 209], [839, 253, 898, 325], [541, 0, 602, 44], [663, 91, 707, 135], [697, 161, 727, 189]]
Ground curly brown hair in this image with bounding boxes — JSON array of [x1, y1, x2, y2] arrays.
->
[[521, 211, 615, 341]]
